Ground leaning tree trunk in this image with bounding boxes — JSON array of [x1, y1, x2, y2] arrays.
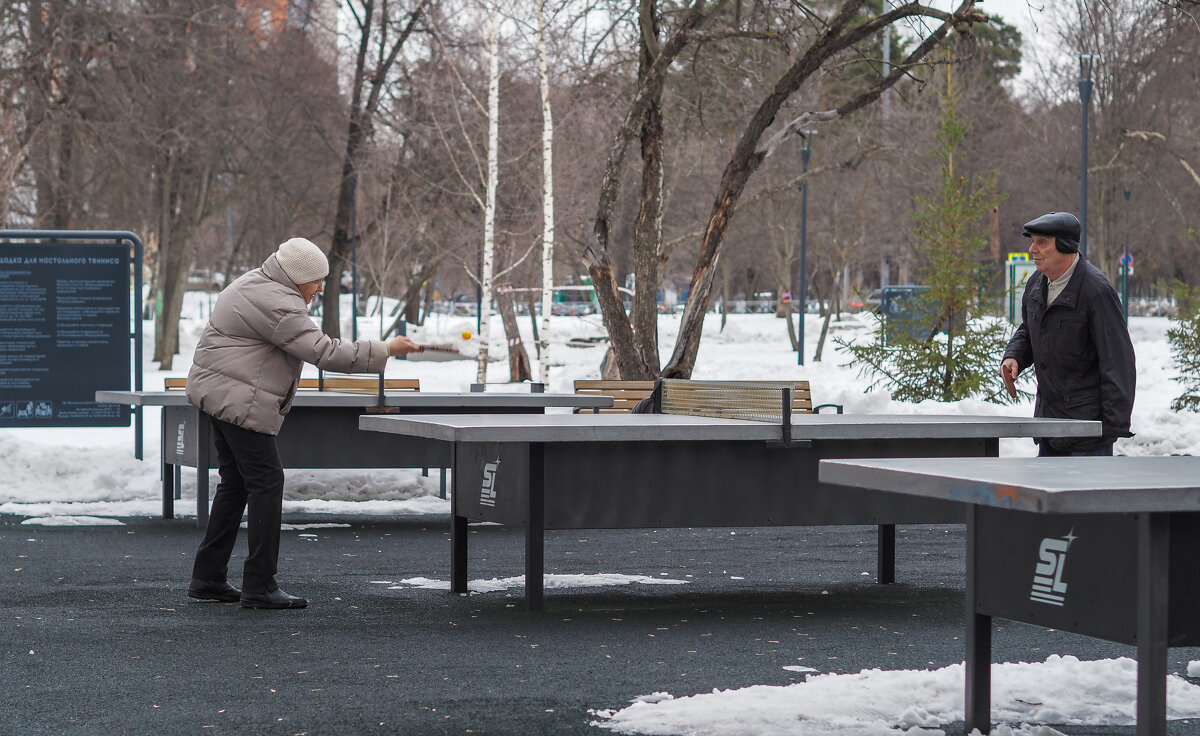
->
[[153, 151, 215, 369], [813, 266, 841, 362], [156, 258, 189, 370], [782, 298, 798, 351], [401, 280, 423, 325], [322, 147, 360, 339], [496, 290, 532, 383], [153, 161, 190, 368], [663, 0, 976, 377], [386, 267, 428, 336], [581, 3, 710, 380], [628, 0, 665, 379]]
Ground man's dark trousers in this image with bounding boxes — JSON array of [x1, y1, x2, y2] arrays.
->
[[191, 415, 284, 594]]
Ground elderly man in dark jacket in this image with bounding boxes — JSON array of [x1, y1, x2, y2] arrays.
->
[[1001, 211, 1136, 456]]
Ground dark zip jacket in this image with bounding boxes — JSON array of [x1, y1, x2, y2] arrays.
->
[[1003, 255, 1136, 452]]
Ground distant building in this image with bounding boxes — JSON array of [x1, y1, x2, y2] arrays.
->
[[239, 0, 337, 63]]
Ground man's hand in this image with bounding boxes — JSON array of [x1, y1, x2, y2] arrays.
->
[[387, 335, 423, 357], [1000, 358, 1020, 398]]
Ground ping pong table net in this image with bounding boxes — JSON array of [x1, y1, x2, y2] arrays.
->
[[660, 379, 798, 425]]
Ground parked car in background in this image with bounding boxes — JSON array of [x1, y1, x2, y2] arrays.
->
[[865, 289, 883, 312], [486, 284, 635, 316], [551, 286, 599, 316], [849, 289, 884, 312]]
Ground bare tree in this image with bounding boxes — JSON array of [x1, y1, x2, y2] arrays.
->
[[320, 0, 431, 338], [0, 0, 39, 225], [87, 1, 271, 368], [580, 0, 987, 379]]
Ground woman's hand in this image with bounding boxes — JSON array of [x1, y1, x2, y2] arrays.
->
[[387, 335, 423, 357]]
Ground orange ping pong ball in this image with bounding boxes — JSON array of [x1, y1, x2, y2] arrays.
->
[[461, 331, 472, 340]]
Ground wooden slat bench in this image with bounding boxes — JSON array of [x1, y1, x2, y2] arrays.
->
[[160, 374, 436, 505], [164, 376, 420, 393], [573, 379, 843, 414], [571, 380, 657, 413]]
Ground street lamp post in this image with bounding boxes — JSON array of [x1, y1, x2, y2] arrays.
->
[[797, 130, 816, 366], [349, 170, 360, 341], [1122, 186, 1131, 324], [476, 241, 483, 335], [1078, 54, 1099, 259]]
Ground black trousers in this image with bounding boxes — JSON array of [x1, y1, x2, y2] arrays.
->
[[191, 415, 285, 594]]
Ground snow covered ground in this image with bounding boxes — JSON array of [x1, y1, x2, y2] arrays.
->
[[3, 291, 1199, 735]]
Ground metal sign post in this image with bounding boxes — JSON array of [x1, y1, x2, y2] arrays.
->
[[1006, 253, 1035, 324]]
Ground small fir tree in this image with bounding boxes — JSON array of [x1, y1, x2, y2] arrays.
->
[[837, 74, 1019, 404], [1167, 280, 1200, 412]]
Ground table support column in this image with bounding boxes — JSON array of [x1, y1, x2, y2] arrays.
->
[[161, 412, 174, 519], [965, 506, 992, 734], [196, 411, 211, 528], [877, 524, 896, 584], [450, 445, 469, 595], [1136, 512, 1169, 736], [525, 443, 545, 611]]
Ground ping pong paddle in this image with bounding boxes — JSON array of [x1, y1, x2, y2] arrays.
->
[[1001, 362, 1018, 398], [416, 344, 460, 353]]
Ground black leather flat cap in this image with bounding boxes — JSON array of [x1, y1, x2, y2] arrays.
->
[[1022, 211, 1081, 240]]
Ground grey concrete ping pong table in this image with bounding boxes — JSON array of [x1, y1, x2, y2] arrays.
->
[[357, 411, 1100, 611], [819, 456, 1200, 736], [95, 390, 612, 526]]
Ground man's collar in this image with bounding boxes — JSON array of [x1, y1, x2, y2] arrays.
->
[[1047, 253, 1080, 283]]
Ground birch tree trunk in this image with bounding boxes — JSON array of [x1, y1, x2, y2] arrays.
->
[[536, 0, 555, 385], [475, 6, 500, 384]]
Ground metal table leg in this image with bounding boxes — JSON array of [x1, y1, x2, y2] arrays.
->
[[451, 445, 468, 595], [196, 411, 211, 528], [1136, 513, 1169, 736], [161, 412, 173, 519], [965, 506, 992, 734], [877, 524, 895, 584], [525, 443, 545, 611]]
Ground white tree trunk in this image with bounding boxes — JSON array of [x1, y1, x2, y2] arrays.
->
[[537, 0, 555, 385], [476, 6, 501, 384]]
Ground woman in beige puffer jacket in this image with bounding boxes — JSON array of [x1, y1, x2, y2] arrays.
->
[[185, 238, 420, 610]]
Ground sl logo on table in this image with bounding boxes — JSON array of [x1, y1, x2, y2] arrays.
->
[[1029, 529, 1076, 606]]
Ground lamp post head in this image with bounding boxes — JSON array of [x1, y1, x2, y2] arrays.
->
[[799, 129, 816, 166], [1078, 54, 1100, 103], [1078, 53, 1100, 82]]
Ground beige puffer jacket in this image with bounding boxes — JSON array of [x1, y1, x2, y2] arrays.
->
[[186, 253, 388, 434]]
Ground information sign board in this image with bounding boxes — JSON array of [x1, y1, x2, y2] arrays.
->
[[1006, 259, 1037, 324], [0, 241, 131, 427]]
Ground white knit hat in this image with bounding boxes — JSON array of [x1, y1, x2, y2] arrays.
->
[[275, 237, 329, 285]]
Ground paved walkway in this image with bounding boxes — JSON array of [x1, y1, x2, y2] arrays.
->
[[2, 514, 1197, 735]]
